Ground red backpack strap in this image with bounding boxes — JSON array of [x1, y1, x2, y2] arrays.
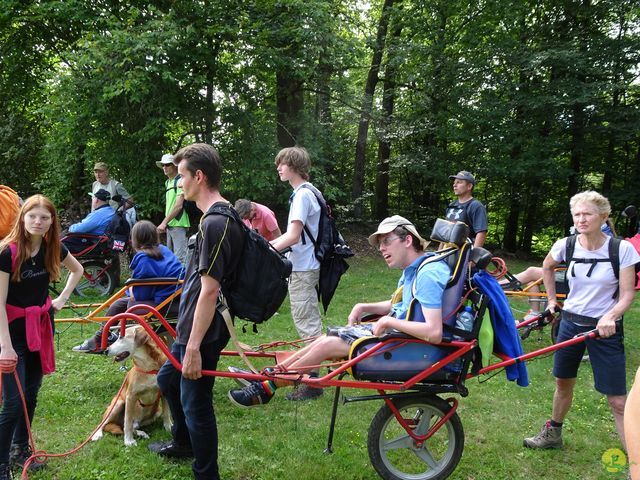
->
[[8, 242, 17, 272]]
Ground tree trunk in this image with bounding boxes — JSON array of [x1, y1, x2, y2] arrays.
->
[[352, 0, 395, 217], [374, 12, 403, 220], [276, 72, 304, 148]]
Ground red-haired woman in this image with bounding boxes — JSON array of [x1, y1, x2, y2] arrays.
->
[[0, 195, 83, 478]]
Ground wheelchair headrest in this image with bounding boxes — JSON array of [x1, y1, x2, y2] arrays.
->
[[470, 247, 493, 270], [430, 219, 469, 247]]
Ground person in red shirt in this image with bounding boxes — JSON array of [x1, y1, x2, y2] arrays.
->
[[234, 199, 281, 241]]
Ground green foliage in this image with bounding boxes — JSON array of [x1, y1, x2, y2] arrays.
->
[[0, 0, 638, 250]]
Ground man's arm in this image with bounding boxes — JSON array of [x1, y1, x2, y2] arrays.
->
[[182, 274, 221, 379], [263, 210, 282, 239], [68, 210, 102, 234], [158, 195, 185, 233], [348, 300, 392, 325], [269, 226, 283, 238], [271, 220, 303, 252], [372, 307, 443, 343], [473, 231, 487, 248]]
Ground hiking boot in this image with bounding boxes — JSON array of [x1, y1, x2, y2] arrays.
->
[[0, 463, 11, 480], [228, 382, 274, 408], [9, 444, 45, 471], [72, 332, 117, 353], [227, 366, 251, 387], [285, 384, 323, 402], [523, 421, 563, 449], [148, 440, 193, 459]]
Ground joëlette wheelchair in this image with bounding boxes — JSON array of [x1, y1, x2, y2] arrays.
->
[[60, 232, 120, 297], [59, 197, 133, 298], [98, 219, 598, 480]]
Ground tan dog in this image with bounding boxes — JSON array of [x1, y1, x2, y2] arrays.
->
[[92, 326, 172, 446]]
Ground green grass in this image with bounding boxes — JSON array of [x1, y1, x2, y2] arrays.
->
[[24, 256, 638, 479]]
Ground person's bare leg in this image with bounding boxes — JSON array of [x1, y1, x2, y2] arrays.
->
[[608, 394, 627, 450], [626, 368, 640, 479], [552, 377, 577, 422], [273, 336, 349, 387]]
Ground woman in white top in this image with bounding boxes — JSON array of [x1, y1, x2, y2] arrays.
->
[[524, 191, 639, 452]]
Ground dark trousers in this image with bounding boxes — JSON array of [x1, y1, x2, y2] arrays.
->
[[157, 337, 228, 480], [0, 346, 43, 464]]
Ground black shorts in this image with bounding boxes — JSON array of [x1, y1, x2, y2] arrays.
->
[[553, 317, 626, 396]]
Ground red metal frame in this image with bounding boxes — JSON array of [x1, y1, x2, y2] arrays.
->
[[383, 396, 459, 447], [99, 306, 597, 394]]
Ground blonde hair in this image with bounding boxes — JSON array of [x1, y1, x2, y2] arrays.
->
[[0, 195, 62, 282], [569, 191, 611, 216]]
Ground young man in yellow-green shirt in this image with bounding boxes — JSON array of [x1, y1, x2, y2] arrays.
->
[[156, 154, 190, 265]]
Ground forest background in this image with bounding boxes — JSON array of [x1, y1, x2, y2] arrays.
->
[[1, 0, 639, 256]]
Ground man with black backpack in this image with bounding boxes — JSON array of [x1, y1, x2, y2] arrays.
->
[[149, 143, 243, 480], [445, 170, 487, 248], [156, 153, 190, 264], [270, 146, 325, 401]]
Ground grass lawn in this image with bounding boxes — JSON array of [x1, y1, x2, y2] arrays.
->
[[24, 256, 637, 479]]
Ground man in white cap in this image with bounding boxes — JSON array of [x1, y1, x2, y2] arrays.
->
[[156, 153, 190, 264], [445, 170, 487, 248], [227, 215, 452, 407]]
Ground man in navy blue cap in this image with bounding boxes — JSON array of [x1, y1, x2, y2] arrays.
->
[[445, 170, 487, 248], [68, 189, 115, 235]]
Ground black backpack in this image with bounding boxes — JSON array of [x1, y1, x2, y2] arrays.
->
[[204, 204, 292, 324], [168, 175, 202, 226], [106, 207, 131, 252], [297, 184, 354, 312], [563, 234, 640, 298]]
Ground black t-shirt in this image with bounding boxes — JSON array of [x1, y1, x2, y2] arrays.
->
[[175, 202, 243, 345], [0, 243, 69, 345]]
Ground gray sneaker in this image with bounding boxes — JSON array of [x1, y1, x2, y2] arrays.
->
[[227, 366, 252, 387], [285, 384, 323, 402], [523, 421, 563, 449]]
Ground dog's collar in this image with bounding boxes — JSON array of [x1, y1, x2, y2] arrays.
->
[[133, 364, 159, 375]]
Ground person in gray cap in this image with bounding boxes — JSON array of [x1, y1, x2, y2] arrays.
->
[[227, 215, 453, 408], [156, 153, 190, 264], [445, 170, 487, 247]]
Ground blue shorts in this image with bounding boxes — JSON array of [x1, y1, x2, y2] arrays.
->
[[553, 317, 626, 396]]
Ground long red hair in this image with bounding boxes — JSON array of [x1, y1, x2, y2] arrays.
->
[[0, 195, 62, 282]]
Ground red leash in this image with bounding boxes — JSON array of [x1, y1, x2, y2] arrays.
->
[[0, 357, 132, 479]]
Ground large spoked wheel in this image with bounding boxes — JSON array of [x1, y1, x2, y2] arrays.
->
[[73, 261, 118, 297], [368, 396, 464, 480]]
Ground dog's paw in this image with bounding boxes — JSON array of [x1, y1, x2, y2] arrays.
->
[[124, 437, 137, 447], [91, 430, 104, 442], [163, 421, 173, 432], [135, 430, 149, 439]]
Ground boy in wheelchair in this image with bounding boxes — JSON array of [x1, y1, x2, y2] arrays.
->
[[228, 215, 454, 407]]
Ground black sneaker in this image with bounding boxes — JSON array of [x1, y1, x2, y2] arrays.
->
[[285, 384, 323, 402], [228, 382, 274, 408], [148, 440, 193, 459], [9, 444, 45, 471]]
